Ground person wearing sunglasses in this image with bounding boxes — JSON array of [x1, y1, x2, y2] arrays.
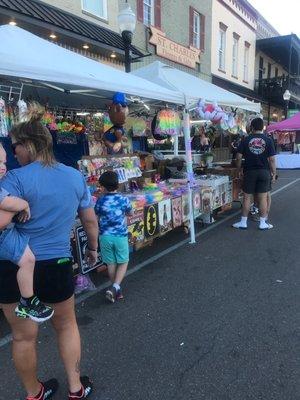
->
[[0, 103, 98, 400]]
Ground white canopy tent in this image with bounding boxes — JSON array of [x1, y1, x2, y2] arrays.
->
[[0, 25, 183, 105], [0, 25, 198, 243], [133, 62, 261, 243], [132, 61, 261, 112]]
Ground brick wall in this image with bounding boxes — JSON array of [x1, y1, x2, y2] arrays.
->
[[121, 0, 212, 81]]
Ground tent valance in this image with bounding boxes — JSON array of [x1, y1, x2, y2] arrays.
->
[[132, 61, 261, 112], [0, 25, 183, 106]]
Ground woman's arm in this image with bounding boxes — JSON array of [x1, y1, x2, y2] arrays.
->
[[0, 196, 29, 213]]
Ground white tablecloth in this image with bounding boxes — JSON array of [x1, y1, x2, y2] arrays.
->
[[275, 154, 300, 169]]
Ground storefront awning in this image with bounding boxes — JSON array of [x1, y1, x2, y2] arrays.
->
[[0, 25, 184, 106], [132, 61, 261, 112]]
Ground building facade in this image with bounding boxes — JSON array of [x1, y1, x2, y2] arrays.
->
[[41, 0, 119, 32], [121, 0, 213, 81], [0, 0, 145, 70], [210, 0, 257, 98]]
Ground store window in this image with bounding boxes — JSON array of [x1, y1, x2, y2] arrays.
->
[[243, 42, 250, 82], [82, 0, 108, 20], [232, 33, 239, 77], [218, 23, 227, 71]]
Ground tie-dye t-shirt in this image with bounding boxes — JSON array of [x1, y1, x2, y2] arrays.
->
[[95, 193, 132, 236]]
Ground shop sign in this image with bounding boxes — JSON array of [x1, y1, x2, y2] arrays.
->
[[149, 27, 201, 69], [158, 199, 172, 234], [128, 209, 144, 245], [75, 225, 103, 274], [144, 203, 159, 238], [171, 197, 183, 228]]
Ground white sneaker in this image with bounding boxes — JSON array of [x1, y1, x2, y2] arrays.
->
[[259, 222, 273, 230], [232, 221, 247, 229]]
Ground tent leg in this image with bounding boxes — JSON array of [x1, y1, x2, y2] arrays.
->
[[174, 134, 179, 156], [183, 109, 196, 244]]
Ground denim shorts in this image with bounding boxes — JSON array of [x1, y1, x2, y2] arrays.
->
[[100, 235, 129, 265], [0, 227, 29, 264]]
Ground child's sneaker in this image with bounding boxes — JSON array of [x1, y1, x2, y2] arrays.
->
[[68, 376, 93, 399], [105, 286, 117, 303], [15, 296, 54, 323], [116, 288, 124, 301], [26, 378, 58, 400]]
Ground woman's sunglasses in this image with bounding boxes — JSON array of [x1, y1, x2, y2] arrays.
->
[[11, 142, 23, 155]]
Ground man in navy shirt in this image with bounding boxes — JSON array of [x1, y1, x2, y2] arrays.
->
[[233, 117, 277, 230]]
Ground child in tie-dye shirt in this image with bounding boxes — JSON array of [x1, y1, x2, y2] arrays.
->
[[95, 170, 132, 303]]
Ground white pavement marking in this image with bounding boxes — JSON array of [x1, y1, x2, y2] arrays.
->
[[0, 177, 299, 349]]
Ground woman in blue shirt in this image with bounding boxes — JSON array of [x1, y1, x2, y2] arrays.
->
[[0, 105, 98, 400]]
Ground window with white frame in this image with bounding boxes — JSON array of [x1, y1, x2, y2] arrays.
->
[[243, 44, 250, 81], [143, 0, 154, 26], [232, 36, 239, 77], [218, 28, 226, 70], [82, 0, 108, 19], [193, 11, 201, 49]]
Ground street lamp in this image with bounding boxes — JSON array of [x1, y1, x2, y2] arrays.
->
[[283, 89, 291, 118], [118, 3, 136, 73]]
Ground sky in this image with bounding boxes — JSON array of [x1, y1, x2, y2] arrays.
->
[[248, 0, 300, 36]]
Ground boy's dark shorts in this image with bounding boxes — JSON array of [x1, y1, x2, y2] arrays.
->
[[243, 169, 271, 194], [0, 258, 74, 304]]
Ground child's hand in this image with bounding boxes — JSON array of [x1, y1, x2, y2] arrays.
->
[[17, 206, 31, 223]]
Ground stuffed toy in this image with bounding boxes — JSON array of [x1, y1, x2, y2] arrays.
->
[[103, 92, 129, 154]]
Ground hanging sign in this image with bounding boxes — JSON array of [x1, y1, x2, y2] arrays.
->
[[158, 199, 172, 234], [75, 225, 103, 274], [127, 209, 144, 245], [144, 203, 159, 238], [171, 197, 183, 228], [149, 27, 201, 69]]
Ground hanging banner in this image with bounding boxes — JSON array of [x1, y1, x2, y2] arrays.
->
[[158, 199, 172, 234], [127, 209, 144, 245], [172, 197, 183, 228], [144, 203, 159, 238], [149, 27, 201, 69]]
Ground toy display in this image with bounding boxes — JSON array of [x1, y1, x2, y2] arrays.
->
[[78, 156, 142, 185]]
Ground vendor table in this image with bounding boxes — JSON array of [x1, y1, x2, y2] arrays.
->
[[275, 153, 300, 169]]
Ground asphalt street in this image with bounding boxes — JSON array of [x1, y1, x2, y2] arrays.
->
[[0, 170, 300, 400]]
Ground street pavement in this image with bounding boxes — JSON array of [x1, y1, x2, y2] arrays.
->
[[0, 170, 300, 400]]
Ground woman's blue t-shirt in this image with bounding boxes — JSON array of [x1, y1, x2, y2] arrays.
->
[[1, 161, 92, 260]]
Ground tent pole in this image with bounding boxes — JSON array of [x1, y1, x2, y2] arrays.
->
[[183, 107, 196, 244], [174, 134, 179, 156]]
